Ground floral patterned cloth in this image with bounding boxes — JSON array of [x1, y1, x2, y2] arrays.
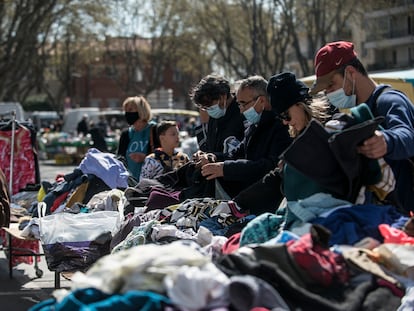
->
[[140, 148, 189, 180]]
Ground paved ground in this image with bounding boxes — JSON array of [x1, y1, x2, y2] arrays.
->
[[0, 159, 76, 310]]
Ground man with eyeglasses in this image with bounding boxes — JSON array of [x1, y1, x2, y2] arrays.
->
[[189, 74, 245, 159], [199, 75, 292, 198]]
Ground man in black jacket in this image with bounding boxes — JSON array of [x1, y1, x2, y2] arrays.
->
[[189, 74, 246, 155], [200, 75, 292, 198]]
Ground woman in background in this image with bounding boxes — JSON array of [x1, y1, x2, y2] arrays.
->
[[117, 96, 158, 180]]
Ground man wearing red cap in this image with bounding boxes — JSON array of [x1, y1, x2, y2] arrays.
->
[[311, 40, 414, 214]]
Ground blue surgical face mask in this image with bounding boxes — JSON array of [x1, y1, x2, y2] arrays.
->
[[243, 100, 261, 124], [326, 71, 356, 109], [207, 103, 226, 119]]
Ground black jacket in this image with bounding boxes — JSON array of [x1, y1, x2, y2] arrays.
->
[[219, 110, 292, 197], [202, 98, 245, 153]]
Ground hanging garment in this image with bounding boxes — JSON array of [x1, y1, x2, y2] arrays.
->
[[0, 124, 38, 194]]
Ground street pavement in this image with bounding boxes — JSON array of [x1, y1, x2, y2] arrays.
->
[[0, 159, 77, 310]]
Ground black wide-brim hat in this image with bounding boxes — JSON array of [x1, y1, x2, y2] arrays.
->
[[267, 72, 311, 114]]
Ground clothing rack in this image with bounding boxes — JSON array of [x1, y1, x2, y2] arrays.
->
[[0, 110, 17, 195], [0, 112, 40, 195]]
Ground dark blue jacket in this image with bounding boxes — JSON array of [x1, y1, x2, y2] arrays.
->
[[366, 84, 414, 213]]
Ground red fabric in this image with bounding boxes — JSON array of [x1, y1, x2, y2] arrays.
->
[[314, 41, 357, 77], [377, 278, 405, 298], [50, 191, 70, 213], [378, 224, 414, 244], [286, 233, 349, 287], [228, 201, 248, 218], [0, 127, 36, 194], [0, 229, 40, 266], [222, 232, 241, 254]]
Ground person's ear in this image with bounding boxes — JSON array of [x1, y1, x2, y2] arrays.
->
[[260, 95, 269, 110], [345, 65, 356, 80]]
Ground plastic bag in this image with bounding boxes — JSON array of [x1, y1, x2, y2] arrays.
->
[[38, 205, 121, 272]]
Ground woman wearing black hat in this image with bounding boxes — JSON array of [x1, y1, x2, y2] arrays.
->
[[233, 72, 332, 215], [267, 71, 330, 138], [235, 71, 389, 216]]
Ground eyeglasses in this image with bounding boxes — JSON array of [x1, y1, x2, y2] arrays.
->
[[238, 96, 260, 109], [278, 110, 291, 122]]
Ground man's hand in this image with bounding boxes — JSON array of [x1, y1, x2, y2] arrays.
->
[[357, 130, 387, 159], [129, 152, 146, 163], [201, 162, 224, 180]]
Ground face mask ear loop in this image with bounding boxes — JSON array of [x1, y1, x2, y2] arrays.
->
[[258, 97, 265, 112], [342, 69, 347, 90], [352, 77, 355, 96], [342, 69, 355, 96], [251, 97, 262, 113]]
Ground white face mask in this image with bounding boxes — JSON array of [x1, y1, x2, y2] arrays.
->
[[326, 71, 356, 109]]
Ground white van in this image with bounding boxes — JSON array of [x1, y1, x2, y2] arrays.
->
[[62, 107, 100, 135], [0, 102, 25, 121]]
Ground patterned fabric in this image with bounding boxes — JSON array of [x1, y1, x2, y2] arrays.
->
[[168, 198, 221, 230], [367, 158, 396, 201], [140, 148, 189, 180], [0, 126, 36, 194]]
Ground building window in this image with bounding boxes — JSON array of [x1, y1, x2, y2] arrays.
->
[[393, 50, 397, 65], [408, 16, 412, 35], [135, 68, 143, 82], [152, 68, 163, 83], [108, 99, 119, 108], [105, 66, 117, 78], [90, 99, 100, 108], [173, 69, 182, 82]]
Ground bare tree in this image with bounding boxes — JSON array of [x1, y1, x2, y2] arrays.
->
[[0, 0, 111, 110], [189, 0, 293, 79], [104, 0, 211, 107], [42, 1, 111, 110], [0, 1, 57, 102], [285, 0, 381, 76], [1, 0, 398, 109]]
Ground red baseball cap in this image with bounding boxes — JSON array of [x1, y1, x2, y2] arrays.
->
[[310, 41, 357, 95]]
